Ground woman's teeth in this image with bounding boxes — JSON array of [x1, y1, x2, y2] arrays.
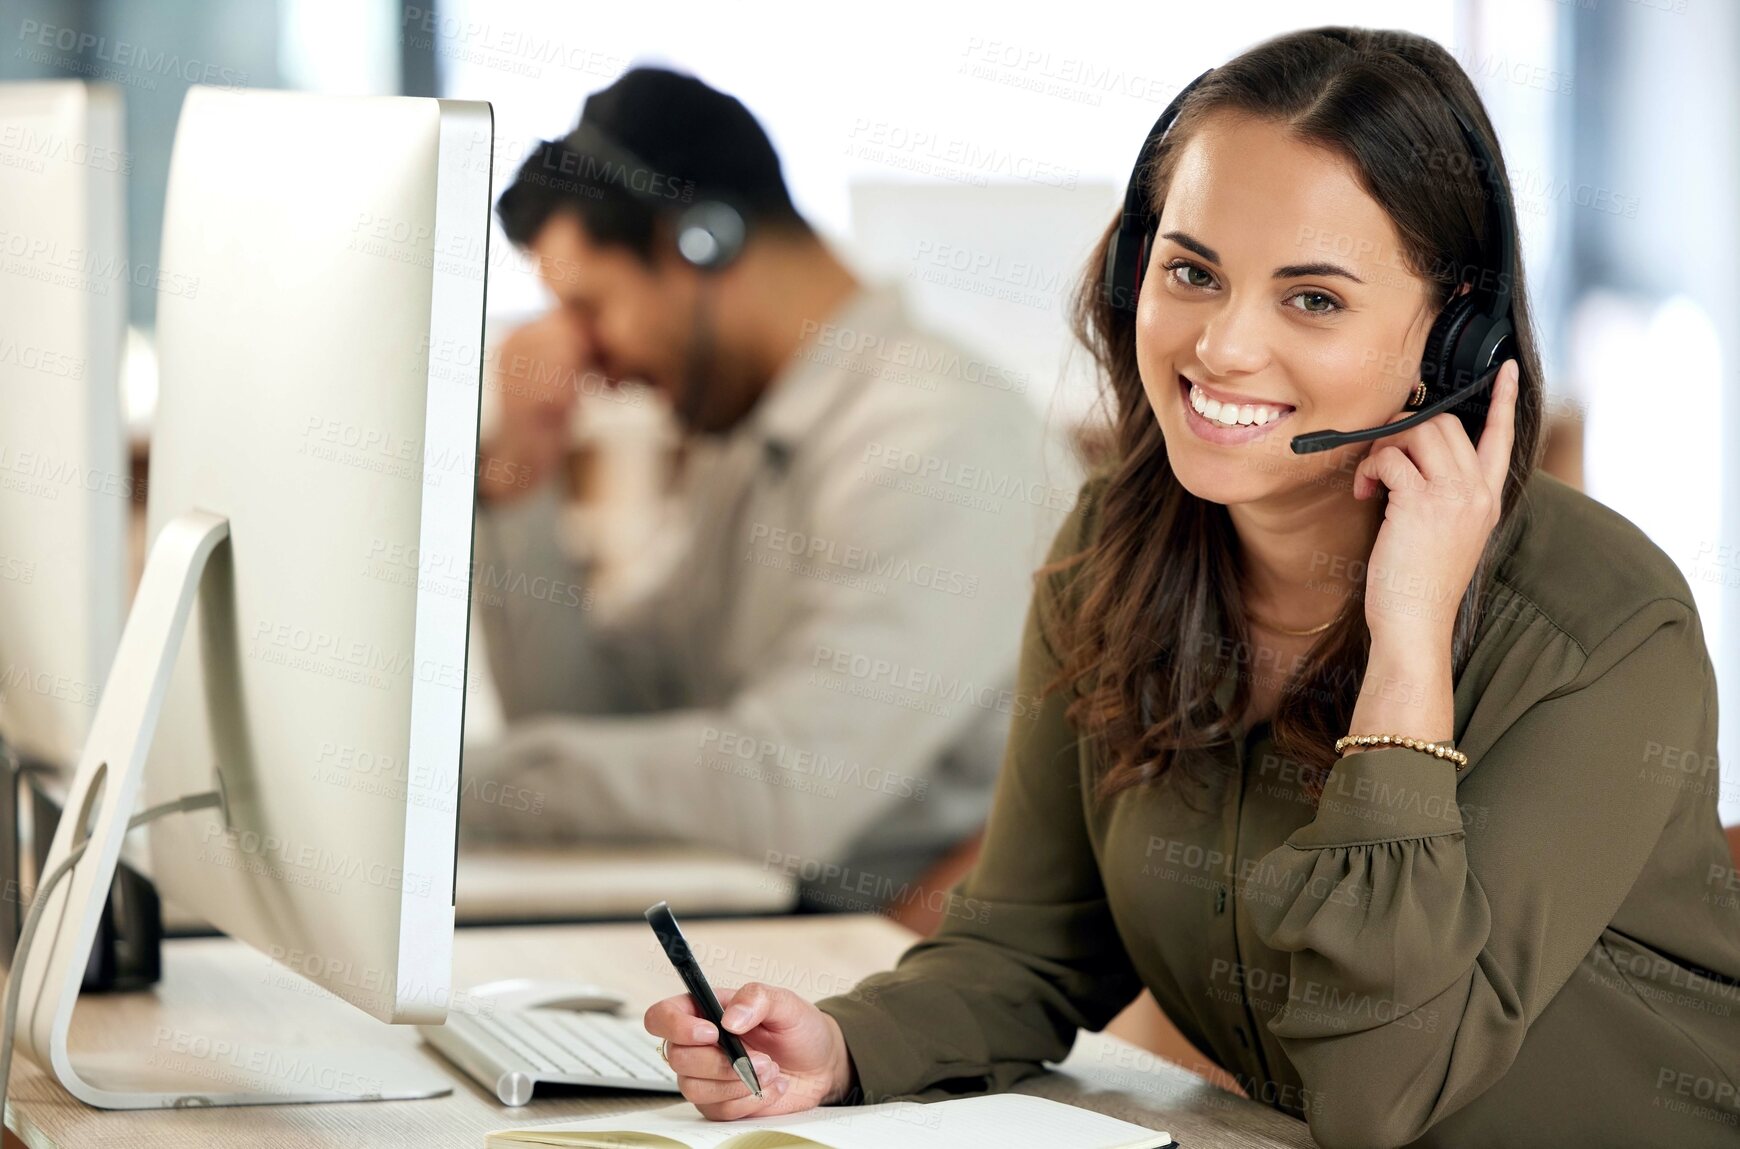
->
[[1188, 382, 1293, 427]]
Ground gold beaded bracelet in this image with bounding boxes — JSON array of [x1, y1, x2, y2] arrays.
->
[[1334, 733, 1469, 772]]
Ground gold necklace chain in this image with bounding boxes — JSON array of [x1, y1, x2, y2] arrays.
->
[[1246, 609, 1338, 637]]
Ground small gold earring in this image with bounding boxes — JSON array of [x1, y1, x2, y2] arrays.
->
[[1408, 382, 1427, 409]]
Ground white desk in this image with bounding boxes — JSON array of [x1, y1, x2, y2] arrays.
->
[[3, 915, 1316, 1148], [451, 842, 796, 923], [161, 842, 797, 933]]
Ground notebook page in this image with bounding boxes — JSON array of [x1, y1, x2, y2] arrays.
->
[[721, 1095, 1170, 1149], [490, 1095, 1169, 1149], [488, 1100, 735, 1148], [489, 1100, 862, 1148]]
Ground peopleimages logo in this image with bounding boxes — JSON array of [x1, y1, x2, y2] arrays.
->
[[16, 21, 250, 87], [807, 645, 1039, 720], [860, 442, 1076, 511], [0, 123, 131, 174], [0, 338, 85, 378], [0, 226, 200, 298], [746, 523, 979, 598], [699, 727, 929, 802], [795, 319, 1028, 393], [197, 822, 434, 899]]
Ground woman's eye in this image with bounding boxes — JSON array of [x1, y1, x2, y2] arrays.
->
[[1288, 290, 1340, 314], [1165, 260, 1215, 289], [1161, 260, 1341, 314]]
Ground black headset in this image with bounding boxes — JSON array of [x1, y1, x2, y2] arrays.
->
[[1103, 61, 1517, 455], [529, 120, 748, 273]]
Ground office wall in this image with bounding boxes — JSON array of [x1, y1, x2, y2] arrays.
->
[[1556, 0, 1739, 824], [2, 0, 1734, 821]]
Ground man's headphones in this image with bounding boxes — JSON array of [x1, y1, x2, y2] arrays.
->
[[527, 120, 748, 272], [1103, 59, 1517, 455]]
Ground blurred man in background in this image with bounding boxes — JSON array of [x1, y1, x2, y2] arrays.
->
[[460, 66, 1059, 914]]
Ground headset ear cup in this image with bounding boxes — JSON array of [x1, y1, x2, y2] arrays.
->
[[675, 202, 745, 271], [1419, 293, 1479, 403], [1104, 222, 1147, 312]]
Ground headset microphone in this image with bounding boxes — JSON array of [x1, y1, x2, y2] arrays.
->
[[1290, 359, 1503, 454]]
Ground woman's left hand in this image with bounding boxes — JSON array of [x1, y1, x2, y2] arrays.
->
[[1352, 359, 1519, 650]]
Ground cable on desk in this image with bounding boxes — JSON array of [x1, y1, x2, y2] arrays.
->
[[0, 789, 222, 1120]]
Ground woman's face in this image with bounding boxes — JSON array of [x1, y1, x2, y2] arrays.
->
[[1137, 112, 1443, 506]]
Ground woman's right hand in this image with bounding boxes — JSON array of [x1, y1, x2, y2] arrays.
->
[[643, 982, 857, 1121]]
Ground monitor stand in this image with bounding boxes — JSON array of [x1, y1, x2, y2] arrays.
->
[[13, 510, 452, 1108]]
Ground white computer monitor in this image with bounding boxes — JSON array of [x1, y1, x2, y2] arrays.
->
[[16, 85, 492, 1109], [0, 80, 127, 773]]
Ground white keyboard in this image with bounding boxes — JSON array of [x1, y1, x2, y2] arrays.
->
[[420, 1007, 681, 1106]]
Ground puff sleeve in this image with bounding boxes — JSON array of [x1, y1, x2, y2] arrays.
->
[[1243, 595, 1715, 1149]]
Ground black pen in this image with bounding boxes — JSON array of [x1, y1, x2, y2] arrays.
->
[[644, 900, 763, 1098]]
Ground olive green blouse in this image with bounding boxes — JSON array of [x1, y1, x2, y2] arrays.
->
[[816, 469, 1740, 1149]]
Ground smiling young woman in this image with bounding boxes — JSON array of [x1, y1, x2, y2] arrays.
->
[[643, 27, 1740, 1149]]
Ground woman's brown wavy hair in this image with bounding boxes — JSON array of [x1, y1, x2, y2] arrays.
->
[[1048, 27, 1547, 806]]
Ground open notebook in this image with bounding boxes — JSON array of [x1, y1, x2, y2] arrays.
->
[[485, 1093, 1175, 1148]]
